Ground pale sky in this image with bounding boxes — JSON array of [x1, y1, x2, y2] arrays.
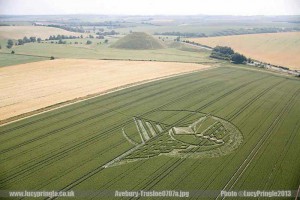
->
[[0, 0, 299, 15]]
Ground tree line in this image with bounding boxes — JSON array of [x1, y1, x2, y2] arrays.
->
[[154, 32, 207, 37], [6, 37, 42, 48], [210, 46, 247, 64]]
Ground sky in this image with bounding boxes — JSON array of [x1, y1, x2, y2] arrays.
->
[[0, 0, 299, 16]]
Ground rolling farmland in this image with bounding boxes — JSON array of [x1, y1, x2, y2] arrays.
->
[[189, 32, 300, 70], [0, 59, 209, 122], [1, 66, 299, 199], [0, 26, 86, 40]]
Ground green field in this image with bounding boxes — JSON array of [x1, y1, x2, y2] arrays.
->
[[0, 40, 214, 65], [0, 53, 47, 67], [1, 66, 299, 199]]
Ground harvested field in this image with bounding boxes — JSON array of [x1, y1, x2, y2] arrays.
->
[[0, 59, 210, 121], [0, 26, 85, 39], [189, 32, 300, 70]]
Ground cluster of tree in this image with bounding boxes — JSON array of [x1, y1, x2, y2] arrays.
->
[[96, 30, 119, 36], [48, 35, 80, 40], [6, 36, 42, 48], [210, 46, 247, 64], [17, 36, 42, 45], [47, 25, 85, 33], [154, 32, 207, 38]]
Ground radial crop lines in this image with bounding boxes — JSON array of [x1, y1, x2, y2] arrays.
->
[[266, 120, 300, 190], [227, 79, 286, 121], [208, 75, 275, 115], [215, 89, 300, 200], [114, 74, 270, 194], [180, 78, 290, 197], [254, 110, 300, 192], [199, 83, 290, 197], [49, 158, 179, 200], [136, 68, 241, 117], [0, 121, 133, 187], [224, 90, 299, 193], [132, 148, 198, 200], [171, 75, 268, 127], [163, 79, 283, 194], [139, 71, 256, 121]]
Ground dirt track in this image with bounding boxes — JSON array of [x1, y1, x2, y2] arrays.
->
[[0, 59, 211, 121]]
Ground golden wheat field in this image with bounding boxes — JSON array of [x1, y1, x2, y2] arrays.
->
[[0, 59, 211, 121], [189, 32, 300, 70]]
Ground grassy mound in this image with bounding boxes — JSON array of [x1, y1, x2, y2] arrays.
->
[[111, 32, 164, 50]]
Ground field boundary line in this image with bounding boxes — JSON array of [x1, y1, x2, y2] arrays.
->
[[0, 66, 217, 127], [0, 52, 51, 59]]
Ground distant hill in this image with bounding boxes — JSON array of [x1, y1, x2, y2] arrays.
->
[[111, 32, 164, 50]]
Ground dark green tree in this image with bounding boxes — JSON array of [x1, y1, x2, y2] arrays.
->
[[30, 37, 36, 42], [86, 40, 92, 45], [23, 36, 30, 43], [7, 39, 14, 48], [213, 46, 234, 55], [18, 39, 24, 45], [231, 53, 247, 64], [37, 38, 42, 43]]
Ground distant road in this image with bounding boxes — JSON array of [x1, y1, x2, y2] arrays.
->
[[180, 41, 213, 51]]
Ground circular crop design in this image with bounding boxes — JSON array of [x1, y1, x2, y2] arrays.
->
[[114, 110, 243, 166]]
